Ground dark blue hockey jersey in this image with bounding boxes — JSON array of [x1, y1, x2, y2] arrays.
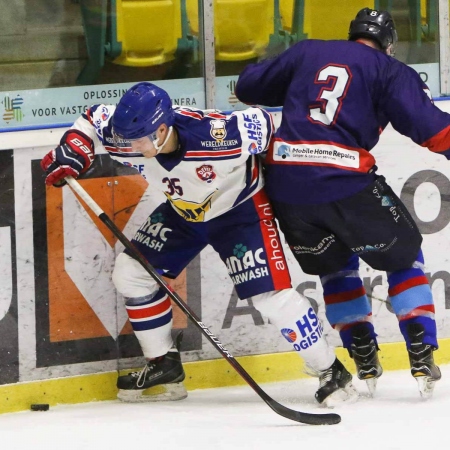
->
[[235, 39, 450, 204]]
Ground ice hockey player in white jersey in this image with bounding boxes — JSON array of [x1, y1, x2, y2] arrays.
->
[[41, 82, 358, 407]]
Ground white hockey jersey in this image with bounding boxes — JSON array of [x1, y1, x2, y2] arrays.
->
[[72, 105, 274, 222]]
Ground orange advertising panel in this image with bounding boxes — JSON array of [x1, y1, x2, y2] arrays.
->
[[45, 175, 187, 343]]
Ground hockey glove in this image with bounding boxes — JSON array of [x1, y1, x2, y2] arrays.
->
[[41, 130, 95, 187]]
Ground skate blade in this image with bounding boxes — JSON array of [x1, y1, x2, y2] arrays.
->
[[117, 382, 188, 403], [322, 382, 359, 408], [415, 376, 437, 399], [365, 377, 378, 397]]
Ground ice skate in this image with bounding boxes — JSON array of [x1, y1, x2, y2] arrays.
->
[[315, 358, 359, 407], [407, 323, 441, 399], [117, 334, 187, 403], [351, 325, 383, 396]]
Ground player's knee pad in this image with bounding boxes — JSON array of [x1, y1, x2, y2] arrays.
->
[[112, 252, 159, 299], [252, 288, 311, 319]]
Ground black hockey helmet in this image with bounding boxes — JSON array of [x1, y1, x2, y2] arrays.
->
[[348, 8, 398, 56]]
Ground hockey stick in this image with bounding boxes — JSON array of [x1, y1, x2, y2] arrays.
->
[[65, 176, 341, 426]]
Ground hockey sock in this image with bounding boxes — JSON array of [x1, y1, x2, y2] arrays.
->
[[125, 288, 174, 358], [320, 255, 372, 349], [387, 250, 437, 349]]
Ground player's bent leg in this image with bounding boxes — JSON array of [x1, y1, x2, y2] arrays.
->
[[388, 251, 441, 397], [112, 253, 187, 402], [320, 258, 382, 396], [251, 289, 358, 407]]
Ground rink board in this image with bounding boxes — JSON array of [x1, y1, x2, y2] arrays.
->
[[1, 339, 450, 414], [2, 103, 450, 412]]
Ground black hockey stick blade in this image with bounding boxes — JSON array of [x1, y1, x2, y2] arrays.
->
[[265, 397, 340, 425], [65, 176, 341, 426]]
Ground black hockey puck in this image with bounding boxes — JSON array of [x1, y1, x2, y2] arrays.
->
[[30, 404, 49, 411]]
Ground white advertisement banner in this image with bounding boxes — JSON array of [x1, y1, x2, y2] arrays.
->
[[0, 79, 205, 131]]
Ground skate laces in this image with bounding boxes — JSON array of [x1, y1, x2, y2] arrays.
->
[[410, 343, 431, 355], [305, 364, 336, 389], [317, 366, 334, 388], [353, 341, 377, 362], [132, 365, 150, 388], [409, 344, 434, 366], [131, 360, 159, 388], [408, 336, 440, 380]]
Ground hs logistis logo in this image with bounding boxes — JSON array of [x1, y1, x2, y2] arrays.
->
[[281, 328, 297, 343], [281, 307, 324, 352]]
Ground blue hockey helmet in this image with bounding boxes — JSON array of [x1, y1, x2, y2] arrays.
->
[[349, 8, 398, 55], [112, 82, 175, 140]]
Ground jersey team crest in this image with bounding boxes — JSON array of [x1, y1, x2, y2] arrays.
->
[[196, 164, 216, 183], [210, 119, 227, 140]]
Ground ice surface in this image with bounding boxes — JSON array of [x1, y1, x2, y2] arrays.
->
[[1, 365, 450, 450]]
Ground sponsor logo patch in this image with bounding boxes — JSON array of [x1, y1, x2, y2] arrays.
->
[[210, 119, 227, 140], [196, 164, 216, 183], [281, 328, 297, 343]]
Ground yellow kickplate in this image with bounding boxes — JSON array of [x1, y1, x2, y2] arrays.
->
[[1, 337, 449, 414]]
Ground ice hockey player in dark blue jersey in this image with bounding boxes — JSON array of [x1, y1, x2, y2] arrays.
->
[[235, 7, 446, 398]]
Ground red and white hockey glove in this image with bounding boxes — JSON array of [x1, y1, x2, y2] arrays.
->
[[41, 130, 95, 187]]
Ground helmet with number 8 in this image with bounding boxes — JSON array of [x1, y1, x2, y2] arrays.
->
[[112, 82, 175, 140], [348, 8, 398, 56]]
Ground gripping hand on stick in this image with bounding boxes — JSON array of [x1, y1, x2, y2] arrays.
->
[[41, 130, 95, 187]]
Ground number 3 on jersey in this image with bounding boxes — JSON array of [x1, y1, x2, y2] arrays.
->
[[308, 64, 352, 126]]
